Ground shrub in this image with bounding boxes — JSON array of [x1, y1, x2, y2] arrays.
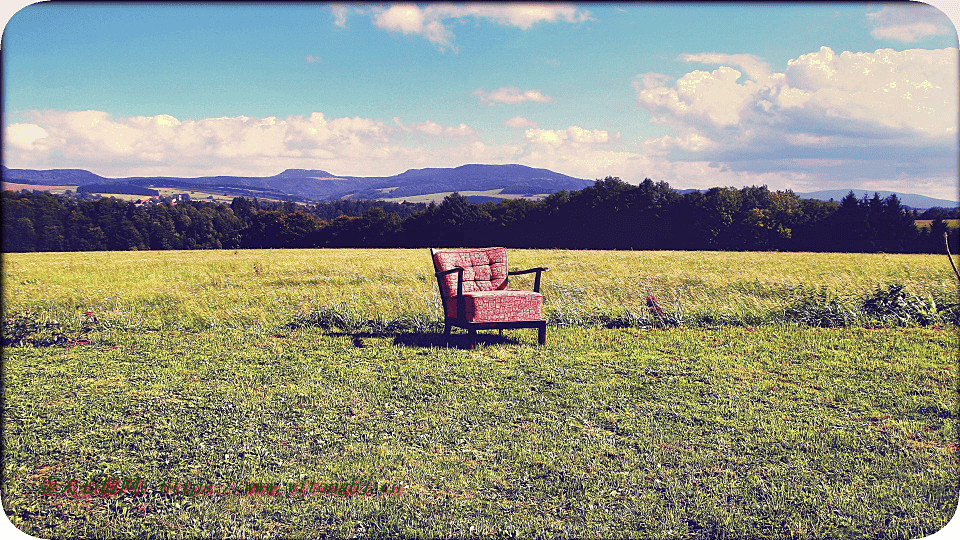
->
[[2, 310, 72, 346], [288, 303, 362, 332], [784, 286, 857, 328], [860, 284, 941, 327]]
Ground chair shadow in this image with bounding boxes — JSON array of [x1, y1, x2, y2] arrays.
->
[[325, 331, 521, 349]]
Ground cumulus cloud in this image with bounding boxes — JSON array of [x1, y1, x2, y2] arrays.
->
[[636, 46, 958, 147], [868, 4, 955, 43], [330, 4, 349, 28], [633, 46, 959, 199], [680, 52, 772, 81], [474, 87, 553, 105], [373, 4, 453, 50], [5, 123, 50, 151], [393, 117, 477, 137], [3, 111, 496, 177], [2, 109, 645, 189], [305, 55, 321, 63], [525, 126, 613, 146], [367, 3, 591, 51], [505, 116, 538, 129]]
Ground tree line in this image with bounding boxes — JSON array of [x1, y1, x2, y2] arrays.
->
[[3, 177, 957, 253]]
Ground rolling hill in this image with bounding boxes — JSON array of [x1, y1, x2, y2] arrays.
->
[[4, 165, 957, 208], [795, 189, 959, 210], [2, 164, 593, 203]]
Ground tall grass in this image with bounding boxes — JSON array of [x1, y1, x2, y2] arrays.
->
[[3, 249, 956, 343]]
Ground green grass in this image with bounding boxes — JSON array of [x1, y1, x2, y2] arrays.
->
[[378, 190, 549, 203], [2, 249, 958, 538], [3, 249, 957, 337], [916, 219, 960, 230]]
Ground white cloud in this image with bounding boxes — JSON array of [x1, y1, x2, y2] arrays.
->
[[374, 4, 428, 34], [330, 4, 349, 28], [636, 46, 958, 147], [410, 120, 477, 137], [643, 131, 719, 155], [432, 4, 591, 29], [305, 55, 320, 63], [868, 4, 955, 43], [1, 110, 495, 177], [4, 123, 50, 151], [679, 52, 772, 81], [367, 3, 590, 51], [632, 46, 959, 199], [392, 117, 477, 137], [524, 126, 613, 147], [635, 72, 673, 90], [781, 47, 958, 137], [504, 116, 538, 129], [474, 87, 553, 105]]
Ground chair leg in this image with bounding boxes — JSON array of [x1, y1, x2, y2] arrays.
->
[[537, 323, 546, 345]]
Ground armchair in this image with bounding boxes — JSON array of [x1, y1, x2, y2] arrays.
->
[[430, 247, 548, 346]]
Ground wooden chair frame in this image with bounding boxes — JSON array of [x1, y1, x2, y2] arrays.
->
[[430, 248, 548, 346]]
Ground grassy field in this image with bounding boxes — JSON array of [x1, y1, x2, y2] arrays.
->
[[379, 189, 549, 204], [1, 183, 78, 195], [916, 219, 960, 230], [2, 185, 284, 204], [2, 249, 958, 538]]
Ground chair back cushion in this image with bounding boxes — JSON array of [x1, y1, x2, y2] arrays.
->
[[432, 247, 508, 297]]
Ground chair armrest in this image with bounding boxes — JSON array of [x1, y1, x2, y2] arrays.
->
[[508, 267, 548, 293], [508, 267, 549, 276], [435, 267, 465, 299], [435, 267, 464, 277]]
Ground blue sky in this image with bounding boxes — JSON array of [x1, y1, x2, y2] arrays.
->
[[2, 2, 958, 200]]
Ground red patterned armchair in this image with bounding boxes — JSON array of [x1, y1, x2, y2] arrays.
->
[[430, 247, 548, 346]]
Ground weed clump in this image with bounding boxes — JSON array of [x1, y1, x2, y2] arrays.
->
[[784, 286, 857, 328], [289, 303, 362, 332], [2, 310, 72, 346], [288, 305, 441, 334], [860, 284, 943, 327]]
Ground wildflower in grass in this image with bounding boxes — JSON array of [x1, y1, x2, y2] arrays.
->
[[646, 295, 665, 317]]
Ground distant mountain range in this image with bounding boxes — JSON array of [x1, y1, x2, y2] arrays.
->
[[3, 165, 957, 208], [674, 188, 959, 209], [1, 164, 594, 203], [794, 189, 959, 210]]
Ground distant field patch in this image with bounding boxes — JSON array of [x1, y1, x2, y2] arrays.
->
[[379, 189, 549, 204], [2, 182, 77, 194], [150, 187, 240, 202], [916, 219, 960, 230]]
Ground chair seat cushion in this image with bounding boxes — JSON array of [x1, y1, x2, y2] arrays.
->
[[443, 290, 543, 323]]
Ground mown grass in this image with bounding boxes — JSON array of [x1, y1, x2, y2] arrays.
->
[[2, 249, 958, 538]]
